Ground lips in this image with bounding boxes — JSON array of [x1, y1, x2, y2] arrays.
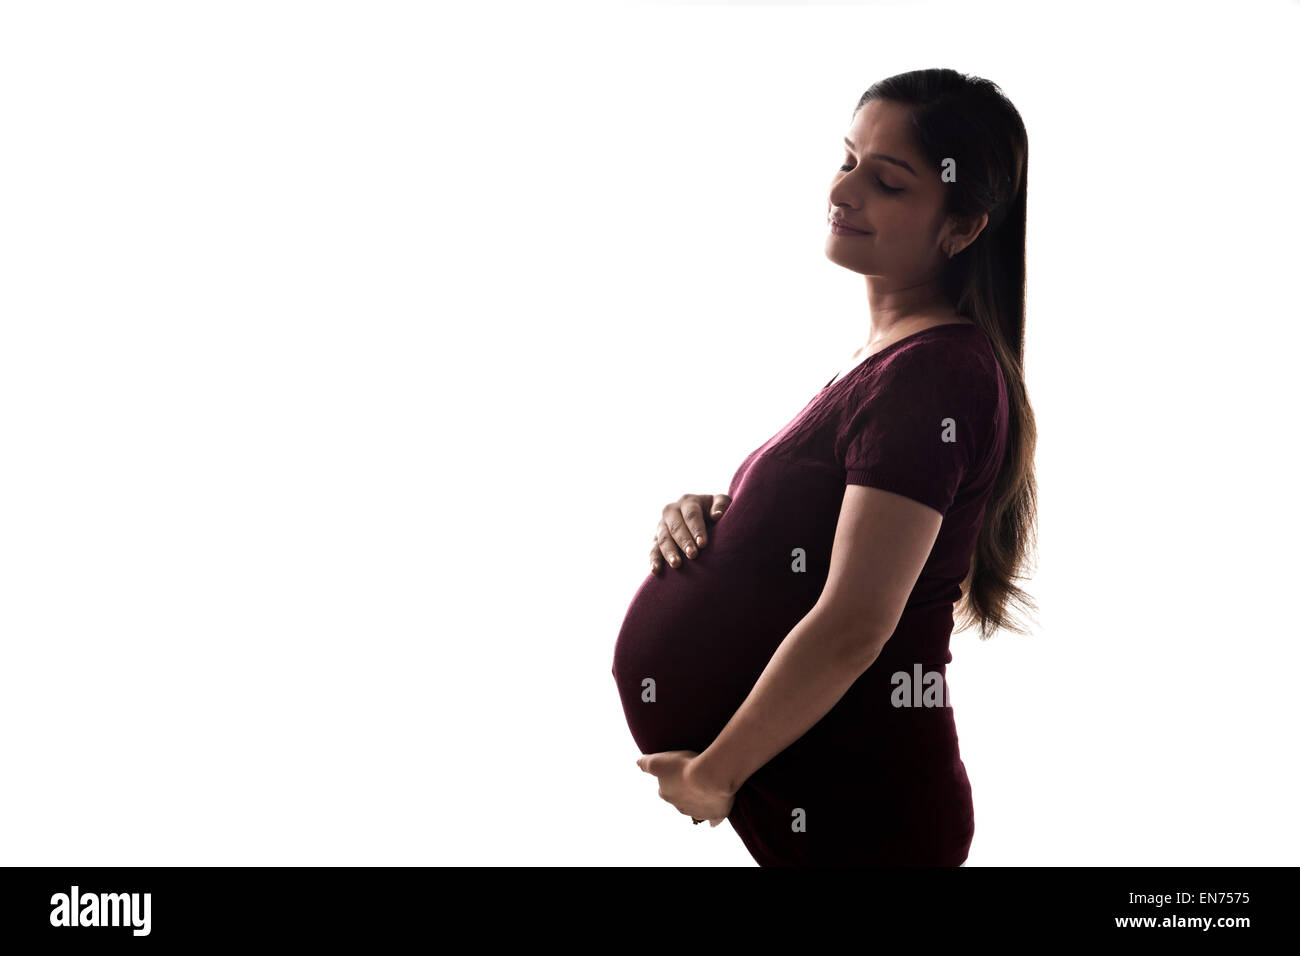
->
[[830, 217, 871, 234]]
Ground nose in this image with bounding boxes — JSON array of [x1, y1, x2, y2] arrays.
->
[[828, 178, 864, 216], [829, 197, 863, 222]]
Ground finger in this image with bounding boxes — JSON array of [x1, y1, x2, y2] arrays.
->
[[662, 503, 697, 563], [710, 493, 732, 521], [679, 496, 709, 551], [652, 522, 680, 570], [655, 511, 686, 568], [709, 818, 722, 828], [648, 538, 664, 575]]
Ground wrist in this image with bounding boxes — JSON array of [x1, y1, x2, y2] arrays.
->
[[689, 747, 744, 797]]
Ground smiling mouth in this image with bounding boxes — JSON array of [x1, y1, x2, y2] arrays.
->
[[830, 220, 871, 235]]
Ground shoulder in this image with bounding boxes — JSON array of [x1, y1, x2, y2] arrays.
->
[[863, 327, 1002, 403]]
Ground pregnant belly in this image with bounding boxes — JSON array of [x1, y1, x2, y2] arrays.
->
[[610, 546, 820, 756]]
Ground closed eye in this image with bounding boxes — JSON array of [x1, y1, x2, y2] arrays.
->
[[838, 163, 903, 194]]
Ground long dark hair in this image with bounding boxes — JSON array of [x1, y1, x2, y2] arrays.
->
[[857, 69, 1038, 639]]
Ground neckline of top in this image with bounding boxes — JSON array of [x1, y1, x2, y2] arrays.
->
[[822, 321, 982, 390]]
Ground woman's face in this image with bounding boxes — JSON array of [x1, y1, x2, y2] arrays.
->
[[825, 98, 953, 282]]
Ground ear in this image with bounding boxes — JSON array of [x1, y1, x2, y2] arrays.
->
[[947, 211, 989, 251]]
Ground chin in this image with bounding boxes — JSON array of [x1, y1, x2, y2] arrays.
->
[[825, 246, 873, 274]]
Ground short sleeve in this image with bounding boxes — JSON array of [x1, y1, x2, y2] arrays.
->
[[840, 343, 992, 516]]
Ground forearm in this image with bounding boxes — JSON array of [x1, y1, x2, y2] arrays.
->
[[691, 605, 884, 796]]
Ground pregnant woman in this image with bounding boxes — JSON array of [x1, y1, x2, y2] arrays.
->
[[611, 68, 1039, 866]]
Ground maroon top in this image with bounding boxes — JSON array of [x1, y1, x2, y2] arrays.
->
[[611, 322, 1009, 865]]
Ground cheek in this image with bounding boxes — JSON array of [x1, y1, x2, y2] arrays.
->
[[879, 207, 938, 248]]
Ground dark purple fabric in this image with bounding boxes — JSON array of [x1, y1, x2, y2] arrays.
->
[[612, 322, 1009, 865]]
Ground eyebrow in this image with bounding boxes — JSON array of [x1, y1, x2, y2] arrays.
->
[[843, 137, 917, 176]]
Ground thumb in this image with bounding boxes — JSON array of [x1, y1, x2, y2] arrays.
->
[[709, 818, 723, 828]]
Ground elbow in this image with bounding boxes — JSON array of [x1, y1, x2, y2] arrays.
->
[[844, 631, 889, 672], [814, 603, 894, 670]]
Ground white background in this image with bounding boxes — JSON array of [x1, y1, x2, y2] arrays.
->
[[2, 0, 1297, 866]]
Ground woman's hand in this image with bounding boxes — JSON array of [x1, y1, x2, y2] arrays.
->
[[635, 750, 736, 827], [650, 493, 732, 575]]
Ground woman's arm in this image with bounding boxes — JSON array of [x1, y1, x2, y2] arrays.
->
[[689, 482, 944, 797]]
